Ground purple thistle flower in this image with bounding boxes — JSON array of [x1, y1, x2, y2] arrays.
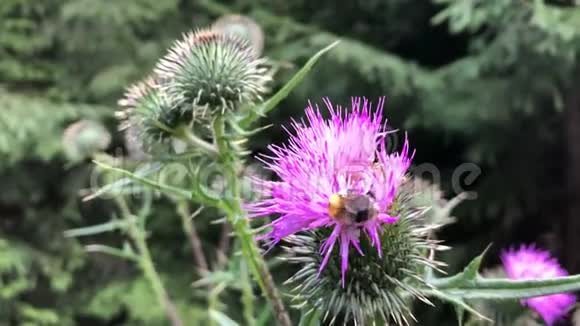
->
[[248, 97, 413, 285], [501, 244, 576, 326]]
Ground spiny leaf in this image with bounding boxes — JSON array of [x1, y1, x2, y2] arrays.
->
[[192, 271, 239, 289], [428, 244, 491, 286], [64, 219, 128, 237], [428, 242, 580, 300], [240, 41, 339, 128], [209, 309, 240, 326], [83, 162, 163, 201], [426, 289, 491, 322], [461, 244, 492, 280], [84, 244, 139, 262], [432, 274, 580, 300], [93, 160, 191, 199]]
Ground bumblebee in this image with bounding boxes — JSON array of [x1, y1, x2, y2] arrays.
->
[[328, 191, 379, 225]]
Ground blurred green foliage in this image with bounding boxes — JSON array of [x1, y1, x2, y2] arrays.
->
[[1, 0, 580, 324]]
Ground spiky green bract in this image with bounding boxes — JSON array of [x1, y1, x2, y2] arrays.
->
[[62, 120, 111, 162], [117, 77, 200, 154], [155, 29, 270, 115], [283, 187, 445, 326], [213, 15, 265, 56]]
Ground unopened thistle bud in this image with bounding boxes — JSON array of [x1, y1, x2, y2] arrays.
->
[[123, 123, 150, 161], [117, 77, 200, 154], [155, 29, 270, 114], [402, 178, 464, 227], [62, 120, 111, 162], [213, 15, 265, 56]]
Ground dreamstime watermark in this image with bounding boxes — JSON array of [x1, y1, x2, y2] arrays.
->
[[411, 162, 482, 200], [86, 154, 482, 205], [86, 156, 273, 202]]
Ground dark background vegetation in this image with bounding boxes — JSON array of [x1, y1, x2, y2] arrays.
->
[[1, 0, 580, 325]]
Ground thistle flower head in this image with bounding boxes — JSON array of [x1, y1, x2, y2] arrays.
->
[[117, 77, 199, 154], [248, 97, 413, 284], [62, 120, 111, 161], [155, 28, 270, 114], [213, 15, 265, 56], [283, 180, 444, 325], [501, 244, 576, 325]]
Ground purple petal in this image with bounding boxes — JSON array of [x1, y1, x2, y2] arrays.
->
[[318, 225, 341, 274]]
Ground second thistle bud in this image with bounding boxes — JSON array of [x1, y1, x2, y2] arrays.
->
[[155, 28, 270, 115], [213, 15, 265, 56], [117, 77, 191, 154], [62, 120, 111, 162]]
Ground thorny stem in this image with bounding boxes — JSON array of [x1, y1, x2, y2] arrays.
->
[[216, 222, 232, 269], [115, 196, 184, 326], [176, 200, 209, 273], [212, 115, 292, 326], [240, 259, 256, 326], [208, 283, 228, 326]]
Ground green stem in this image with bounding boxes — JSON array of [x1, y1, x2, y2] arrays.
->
[[240, 259, 256, 326], [208, 283, 228, 326], [174, 126, 218, 156], [176, 200, 209, 273], [212, 115, 292, 326], [115, 197, 184, 326]]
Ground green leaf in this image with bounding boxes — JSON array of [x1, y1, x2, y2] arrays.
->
[[92, 160, 191, 199], [255, 306, 272, 326], [240, 41, 340, 128], [84, 244, 139, 262], [425, 245, 580, 323], [464, 245, 491, 277], [431, 274, 580, 300], [192, 271, 239, 289], [209, 310, 240, 326], [426, 288, 490, 322], [429, 244, 580, 300], [428, 244, 491, 286], [63, 219, 128, 237], [83, 162, 163, 201]]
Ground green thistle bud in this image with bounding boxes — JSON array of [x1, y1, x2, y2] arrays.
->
[[123, 123, 149, 161], [283, 186, 446, 325], [213, 15, 265, 56], [402, 178, 465, 227], [155, 29, 270, 114], [117, 77, 205, 154], [62, 120, 111, 162]]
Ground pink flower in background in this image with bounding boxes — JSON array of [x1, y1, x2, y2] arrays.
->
[[501, 244, 576, 325], [248, 97, 413, 285]]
